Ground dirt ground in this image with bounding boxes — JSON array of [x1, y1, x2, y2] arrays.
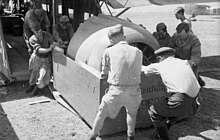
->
[[1, 56, 220, 140]]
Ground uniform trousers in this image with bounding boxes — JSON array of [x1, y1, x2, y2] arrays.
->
[[92, 85, 142, 137], [148, 92, 198, 128], [29, 53, 52, 89]]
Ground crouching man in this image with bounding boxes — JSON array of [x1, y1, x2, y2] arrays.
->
[[142, 47, 201, 140], [25, 23, 55, 96], [89, 24, 143, 140], [53, 15, 74, 54]]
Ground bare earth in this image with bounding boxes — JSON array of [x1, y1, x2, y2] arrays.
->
[[1, 7, 220, 140]]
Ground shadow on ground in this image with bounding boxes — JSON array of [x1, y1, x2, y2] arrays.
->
[[0, 81, 55, 103], [169, 88, 220, 140], [199, 55, 220, 80], [0, 104, 19, 140]]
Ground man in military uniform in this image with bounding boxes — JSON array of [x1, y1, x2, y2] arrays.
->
[[53, 15, 74, 54], [153, 22, 171, 47], [89, 24, 143, 140], [143, 47, 201, 140]]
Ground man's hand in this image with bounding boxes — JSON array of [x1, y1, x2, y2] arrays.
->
[[58, 39, 64, 45], [28, 48, 33, 55], [100, 78, 108, 85], [49, 44, 55, 51], [188, 60, 195, 68], [63, 41, 69, 45]]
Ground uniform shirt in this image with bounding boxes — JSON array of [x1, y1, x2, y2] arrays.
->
[[29, 31, 54, 58], [169, 32, 201, 66], [101, 41, 143, 86], [153, 32, 171, 47], [142, 57, 200, 97], [23, 9, 50, 39], [53, 23, 74, 42]]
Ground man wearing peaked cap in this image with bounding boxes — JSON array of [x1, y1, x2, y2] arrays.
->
[[154, 47, 175, 55], [89, 24, 143, 140], [142, 47, 201, 139]]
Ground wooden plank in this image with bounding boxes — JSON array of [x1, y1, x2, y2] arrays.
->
[[53, 50, 100, 127], [29, 99, 51, 105], [52, 50, 168, 136]]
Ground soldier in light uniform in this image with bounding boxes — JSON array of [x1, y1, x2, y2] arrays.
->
[[142, 47, 201, 140], [174, 6, 193, 33], [89, 24, 143, 140], [25, 23, 55, 96]]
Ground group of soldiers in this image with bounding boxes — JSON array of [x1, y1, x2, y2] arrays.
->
[[152, 6, 205, 87], [89, 7, 204, 140], [21, 1, 203, 140], [23, 0, 74, 96]]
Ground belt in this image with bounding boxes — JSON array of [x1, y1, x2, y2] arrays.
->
[[109, 84, 139, 88]]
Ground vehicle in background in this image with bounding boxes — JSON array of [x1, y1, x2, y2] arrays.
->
[[185, 3, 220, 15]]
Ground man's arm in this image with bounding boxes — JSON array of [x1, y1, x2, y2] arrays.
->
[[142, 64, 159, 76], [169, 33, 177, 49], [189, 37, 201, 67], [29, 35, 54, 54], [43, 11, 50, 32], [100, 50, 110, 79], [68, 23, 74, 39], [29, 35, 41, 50]]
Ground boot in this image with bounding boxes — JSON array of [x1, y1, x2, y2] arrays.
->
[[127, 136, 135, 140], [32, 86, 40, 96], [88, 133, 97, 140], [198, 75, 205, 87], [25, 84, 36, 93], [156, 126, 170, 140], [154, 123, 172, 139]]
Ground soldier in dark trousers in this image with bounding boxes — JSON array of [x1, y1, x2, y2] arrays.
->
[[142, 47, 201, 140]]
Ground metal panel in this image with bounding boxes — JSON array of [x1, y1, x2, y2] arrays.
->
[[67, 14, 159, 60]]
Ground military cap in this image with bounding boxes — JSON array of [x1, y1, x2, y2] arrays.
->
[[156, 22, 167, 32], [108, 24, 124, 38], [33, 0, 42, 9], [60, 15, 69, 22], [154, 47, 175, 55], [174, 6, 184, 14]]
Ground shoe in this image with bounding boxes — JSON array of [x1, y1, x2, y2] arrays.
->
[[25, 84, 36, 93], [32, 86, 40, 96], [127, 136, 135, 140], [155, 126, 170, 140], [88, 133, 97, 140], [198, 76, 205, 87]]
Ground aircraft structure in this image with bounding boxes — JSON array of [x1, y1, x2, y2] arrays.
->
[[0, 0, 219, 135]]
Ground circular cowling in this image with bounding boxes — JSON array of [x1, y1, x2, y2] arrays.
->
[[75, 27, 111, 64], [76, 26, 151, 71]]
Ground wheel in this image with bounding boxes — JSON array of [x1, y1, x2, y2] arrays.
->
[[131, 42, 156, 66]]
